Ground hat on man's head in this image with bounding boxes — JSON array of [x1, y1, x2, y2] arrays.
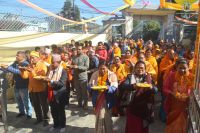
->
[[52, 54, 61, 62], [30, 51, 40, 58]]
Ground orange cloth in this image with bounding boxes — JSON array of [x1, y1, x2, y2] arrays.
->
[[21, 61, 47, 92], [146, 56, 158, 81], [174, 71, 194, 91], [124, 60, 133, 74], [60, 61, 73, 81], [159, 55, 176, 73], [130, 55, 138, 64], [165, 96, 188, 133], [45, 55, 52, 65], [188, 59, 194, 71], [110, 63, 127, 81], [97, 71, 108, 86], [163, 65, 175, 81], [145, 61, 156, 77], [113, 47, 121, 57], [123, 55, 137, 64], [165, 72, 194, 133], [137, 41, 143, 49]]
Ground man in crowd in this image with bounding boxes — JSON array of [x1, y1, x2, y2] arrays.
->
[[71, 45, 89, 109], [95, 42, 107, 64], [1, 51, 32, 119], [88, 49, 99, 81], [20, 51, 49, 126]]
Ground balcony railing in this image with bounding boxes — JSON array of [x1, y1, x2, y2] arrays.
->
[[188, 90, 200, 133]]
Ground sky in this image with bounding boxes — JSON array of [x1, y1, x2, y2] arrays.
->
[[0, 0, 160, 24]]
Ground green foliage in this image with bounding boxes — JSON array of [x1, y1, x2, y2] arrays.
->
[[60, 0, 80, 21], [74, 5, 80, 21], [133, 20, 139, 28], [143, 20, 160, 41]]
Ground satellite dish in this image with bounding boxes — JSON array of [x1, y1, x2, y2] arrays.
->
[[175, 0, 198, 5]]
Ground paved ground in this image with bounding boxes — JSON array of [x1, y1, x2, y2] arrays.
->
[[0, 94, 165, 133]]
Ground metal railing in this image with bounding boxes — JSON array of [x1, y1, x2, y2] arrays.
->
[[188, 90, 200, 133], [0, 77, 8, 133], [0, 12, 104, 34]]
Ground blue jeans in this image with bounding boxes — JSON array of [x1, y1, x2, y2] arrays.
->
[[15, 88, 32, 116]]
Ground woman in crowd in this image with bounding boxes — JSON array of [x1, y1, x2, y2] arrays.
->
[[164, 59, 194, 133], [122, 61, 156, 133], [89, 63, 118, 133], [110, 56, 127, 83]]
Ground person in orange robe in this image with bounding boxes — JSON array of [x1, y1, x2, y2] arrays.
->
[[122, 50, 137, 64], [184, 49, 195, 72], [145, 49, 158, 83], [113, 42, 121, 57], [152, 44, 160, 57], [159, 49, 177, 74], [110, 56, 127, 116], [60, 52, 73, 106], [20, 51, 49, 126], [121, 50, 136, 75], [163, 59, 194, 133], [44, 48, 52, 65], [39, 51, 52, 67], [158, 49, 177, 89], [110, 56, 127, 83], [137, 53, 157, 81]]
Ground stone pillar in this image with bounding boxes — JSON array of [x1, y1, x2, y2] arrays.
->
[[159, 21, 164, 40], [123, 15, 133, 37]]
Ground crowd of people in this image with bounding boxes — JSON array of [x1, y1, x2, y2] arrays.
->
[[0, 38, 195, 133]]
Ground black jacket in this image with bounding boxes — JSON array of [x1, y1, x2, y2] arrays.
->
[[51, 69, 68, 105]]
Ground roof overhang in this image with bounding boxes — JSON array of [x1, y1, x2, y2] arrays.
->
[[123, 8, 176, 16]]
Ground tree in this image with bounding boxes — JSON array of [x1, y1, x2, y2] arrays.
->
[[60, 0, 80, 21], [74, 5, 80, 21], [143, 20, 160, 41], [133, 20, 139, 28]]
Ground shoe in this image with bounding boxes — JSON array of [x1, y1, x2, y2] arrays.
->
[[16, 113, 25, 118], [60, 127, 66, 133], [49, 127, 56, 132], [34, 120, 42, 125], [26, 115, 32, 120], [43, 121, 49, 127]]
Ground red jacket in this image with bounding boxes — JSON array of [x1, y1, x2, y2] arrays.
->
[[95, 48, 107, 62]]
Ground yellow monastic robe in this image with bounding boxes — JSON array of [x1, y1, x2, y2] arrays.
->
[[124, 60, 134, 75], [145, 61, 156, 81], [146, 56, 158, 81], [60, 61, 73, 81], [159, 55, 176, 74], [188, 59, 194, 71], [113, 47, 121, 57], [45, 55, 52, 65], [110, 63, 127, 81]]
